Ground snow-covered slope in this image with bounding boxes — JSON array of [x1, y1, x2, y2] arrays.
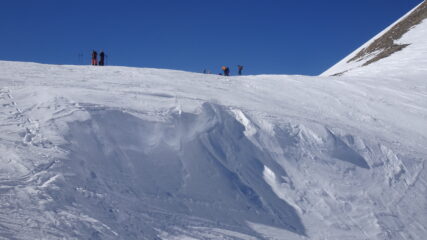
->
[[0, 60, 426, 240], [322, 1, 427, 76]]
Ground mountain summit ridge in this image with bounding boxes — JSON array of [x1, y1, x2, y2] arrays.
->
[[322, 1, 427, 76]]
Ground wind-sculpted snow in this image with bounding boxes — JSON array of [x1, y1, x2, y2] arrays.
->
[[0, 61, 426, 239], [59, 103, 305, 239]]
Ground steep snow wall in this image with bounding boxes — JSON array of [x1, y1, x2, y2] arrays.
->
[[58, 103, 306, 239], [4, 100, 424, 240]]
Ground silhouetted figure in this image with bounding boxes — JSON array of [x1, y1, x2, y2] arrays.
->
[[91, 50, 98, 66], [99, 51, 105, 66], [222, 66, 230, 76], [237, 65, 244, 75]]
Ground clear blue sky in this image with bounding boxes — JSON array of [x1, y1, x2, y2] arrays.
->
[[0, 0, 422, 75]]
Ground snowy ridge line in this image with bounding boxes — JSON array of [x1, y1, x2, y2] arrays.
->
[[321, 1, 426, 76]]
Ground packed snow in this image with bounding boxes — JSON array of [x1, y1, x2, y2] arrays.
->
[[1, 7, 427, 240], [0, 56, 426, 239]]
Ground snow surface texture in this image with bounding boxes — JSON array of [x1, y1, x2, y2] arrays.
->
[[0, 57, 426, 240], [322, 1, 427, 77], [0, 9, 427, 240]]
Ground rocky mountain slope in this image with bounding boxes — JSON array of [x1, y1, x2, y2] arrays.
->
[[322, 1, 427, 76]]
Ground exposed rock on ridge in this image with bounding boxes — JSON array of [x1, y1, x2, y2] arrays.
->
[[348, 1, 427, 66]]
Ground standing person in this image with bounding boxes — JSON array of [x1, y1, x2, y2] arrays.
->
[[222, 66, 230, 76], [91, 50, 98, 66], [99, 51, 105, 66], [237, 65, 244, 75]]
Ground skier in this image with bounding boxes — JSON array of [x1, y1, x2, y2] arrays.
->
[[99, 51, 105, 66], [91, 50, 98, 66], [237, 65, 244, 75], [222, 66, 230, 76]]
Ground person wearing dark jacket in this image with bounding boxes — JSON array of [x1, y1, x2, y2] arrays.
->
[[91, 50, 98, 66], [99, 51, 105, 66], [237, 65, 244, 75], [225, 67, 230, 76], [222, 66, 230, 76]]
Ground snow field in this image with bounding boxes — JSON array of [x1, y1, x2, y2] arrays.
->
[[0, 58, 426, 239]]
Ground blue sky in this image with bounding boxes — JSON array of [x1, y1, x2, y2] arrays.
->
[[0, 0, 422, 75]]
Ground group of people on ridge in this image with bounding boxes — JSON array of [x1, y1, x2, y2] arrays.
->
[[90, 51, 244, 76], [91, 50, 106, 66], [221, 65, 244, 76], [205, 65, 244, 76]]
